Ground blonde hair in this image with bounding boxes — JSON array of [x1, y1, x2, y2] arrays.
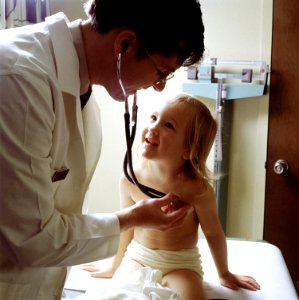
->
[[170, 94, 217, 181]]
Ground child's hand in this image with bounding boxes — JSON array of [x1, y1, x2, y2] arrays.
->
[[81, 264, 114, 278], [219, 271, 260, 291]]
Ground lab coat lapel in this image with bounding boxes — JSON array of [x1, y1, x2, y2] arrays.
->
[[46, 13, 79, 95], [46, 13, 102, 203], [46, 13, 85, 147], [46, 13, 86, 156], [82, 94, 102, 188]]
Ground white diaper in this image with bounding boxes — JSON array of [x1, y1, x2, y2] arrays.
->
[[123, 240, 203, 277]]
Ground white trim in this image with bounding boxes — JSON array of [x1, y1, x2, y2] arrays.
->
[[0, 0, 5, 29]]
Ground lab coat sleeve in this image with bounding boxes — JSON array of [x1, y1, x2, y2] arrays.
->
[[0, 68, 120, 267]]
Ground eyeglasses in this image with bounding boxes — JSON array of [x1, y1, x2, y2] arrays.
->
[[142, 44, 175, 85]]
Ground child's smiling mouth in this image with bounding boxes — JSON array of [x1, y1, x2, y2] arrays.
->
[[145, 132, 159, 146]]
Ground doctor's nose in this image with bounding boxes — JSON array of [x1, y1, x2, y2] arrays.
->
[[152, 80, 166, 92]]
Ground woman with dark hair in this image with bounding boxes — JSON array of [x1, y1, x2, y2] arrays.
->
[[0, 1, 205, 299]]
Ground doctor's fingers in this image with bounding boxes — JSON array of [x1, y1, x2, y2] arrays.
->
[[159, 203, 192, 230]]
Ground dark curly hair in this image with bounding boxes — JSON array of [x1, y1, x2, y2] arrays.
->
[[85, 0, 205, 66]]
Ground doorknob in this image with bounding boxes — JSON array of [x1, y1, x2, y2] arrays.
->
[[273, 159, 289, 175]]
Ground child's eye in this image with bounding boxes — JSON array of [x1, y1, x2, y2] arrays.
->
[[165, 122, 174, 129], [150, 115, 157, 121]]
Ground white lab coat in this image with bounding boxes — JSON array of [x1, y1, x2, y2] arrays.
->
[[0, 13, 120, 299]]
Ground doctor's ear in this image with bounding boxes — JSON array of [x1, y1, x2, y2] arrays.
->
[[114, 30, 137, 55], [121, 41, 129, 54]]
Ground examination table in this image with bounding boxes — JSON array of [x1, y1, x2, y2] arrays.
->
[[63, 238, 298, 299]]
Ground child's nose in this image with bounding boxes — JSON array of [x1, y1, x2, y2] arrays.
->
[[148, 123, 159, 134]]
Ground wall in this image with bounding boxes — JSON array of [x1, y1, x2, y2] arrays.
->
[[199, 0, 272, 239], [50, 0, 273, 240], [50, 0, 87, 20]]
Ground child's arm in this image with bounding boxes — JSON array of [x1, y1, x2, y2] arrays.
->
[[205, 229, 260, 291], [82, 228, 133, 278], [110, 174, 136, 273], [195, 184, 260, 291], [82, 174, 135, 278]]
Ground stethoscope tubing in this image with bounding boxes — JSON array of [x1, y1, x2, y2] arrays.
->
[[117, 52, 165, 198]]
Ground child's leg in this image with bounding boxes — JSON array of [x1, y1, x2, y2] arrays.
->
[[162, 269, 205, 300], [112, 258, 143, 280]]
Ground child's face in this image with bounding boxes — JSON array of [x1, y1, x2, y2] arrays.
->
[[141, 102, 190, 165]]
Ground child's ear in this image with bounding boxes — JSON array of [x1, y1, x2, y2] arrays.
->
[[183, 148, 191, 160]]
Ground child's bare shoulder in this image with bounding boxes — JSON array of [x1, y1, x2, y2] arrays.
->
[[120, 163, 143, 183], [188, 179, 215, 203]]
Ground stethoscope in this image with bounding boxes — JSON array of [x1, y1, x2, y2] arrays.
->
[[117, 51, 165, 198]]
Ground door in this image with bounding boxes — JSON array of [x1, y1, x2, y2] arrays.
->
[[264, 0, 299, 284]]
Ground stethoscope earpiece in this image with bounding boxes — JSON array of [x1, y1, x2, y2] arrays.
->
[[120, 42, 129, 54]]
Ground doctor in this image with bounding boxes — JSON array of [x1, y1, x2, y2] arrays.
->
[[0, 0, 205, 299]]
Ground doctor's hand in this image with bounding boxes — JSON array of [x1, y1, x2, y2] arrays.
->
[[116, 193, 191, 232]]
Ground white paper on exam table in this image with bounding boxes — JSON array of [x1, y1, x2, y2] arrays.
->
[[63, 239, 299, 300]]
